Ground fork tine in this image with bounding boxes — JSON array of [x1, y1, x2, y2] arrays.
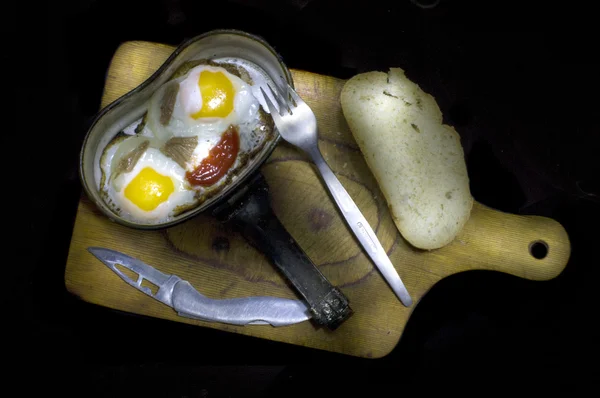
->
[[260, 87, 283, 123], [267, 84, 292, 115], [286, 84, 304, 107]]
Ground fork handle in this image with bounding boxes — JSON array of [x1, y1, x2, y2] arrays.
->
[[306, 146, 413, 307]]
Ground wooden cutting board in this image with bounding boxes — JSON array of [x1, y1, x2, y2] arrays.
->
[[65, 41, 570, 358]]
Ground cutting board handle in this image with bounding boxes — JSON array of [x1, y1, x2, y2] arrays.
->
[[212, 173, 353, 329], [444, 203, 571, 281]]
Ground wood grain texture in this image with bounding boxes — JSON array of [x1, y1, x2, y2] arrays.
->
[[65, 41, 571, 358]]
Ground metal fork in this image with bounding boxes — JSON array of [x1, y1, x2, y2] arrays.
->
[[259, 84, 412, 307]]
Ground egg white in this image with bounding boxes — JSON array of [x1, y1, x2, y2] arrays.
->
[[173, 65, 256, 129], [109, 147, 195, 222]]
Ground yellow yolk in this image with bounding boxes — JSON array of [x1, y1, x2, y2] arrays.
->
[[124, 167, 175, 211], [192, 71, 235, 118]]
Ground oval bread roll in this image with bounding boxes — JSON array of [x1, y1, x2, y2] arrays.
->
[[341, 68, 472, 250]]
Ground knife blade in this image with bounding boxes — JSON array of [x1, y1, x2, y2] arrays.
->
[[88, 247, 311, 327]]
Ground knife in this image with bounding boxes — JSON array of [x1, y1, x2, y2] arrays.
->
[[88, 247, 311, 327]]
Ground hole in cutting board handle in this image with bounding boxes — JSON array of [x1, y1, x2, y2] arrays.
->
[[529, 240, 549, 260]]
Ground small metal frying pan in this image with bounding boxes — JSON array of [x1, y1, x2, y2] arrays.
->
[[79, 30, 352, 329]]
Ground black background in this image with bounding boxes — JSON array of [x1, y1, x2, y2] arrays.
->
[[14, 0, 600, 395]]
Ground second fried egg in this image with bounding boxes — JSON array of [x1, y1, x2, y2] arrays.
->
[[147, 65, 259, 145]]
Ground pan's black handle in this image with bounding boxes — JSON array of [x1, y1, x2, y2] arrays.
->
[[212, 173, 352, 330]]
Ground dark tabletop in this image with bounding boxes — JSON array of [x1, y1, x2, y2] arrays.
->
[[15, 0, 600, 395]]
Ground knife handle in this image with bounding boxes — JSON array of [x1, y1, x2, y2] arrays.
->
[[213, 173, 353, 330]]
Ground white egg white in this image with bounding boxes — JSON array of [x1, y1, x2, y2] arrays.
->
[[173, 65, 256, 130], [102, 146, 196, 222]]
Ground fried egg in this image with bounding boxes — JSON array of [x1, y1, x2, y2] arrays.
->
[[147, 65, 260, 161], [101, 139, 195, 222]]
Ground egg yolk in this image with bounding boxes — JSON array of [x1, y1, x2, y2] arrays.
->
[[192, 71, 235, 119], [124, 167, 175, 211]]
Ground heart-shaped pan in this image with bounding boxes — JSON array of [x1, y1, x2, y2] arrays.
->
[[80, 30, 292, 229]]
